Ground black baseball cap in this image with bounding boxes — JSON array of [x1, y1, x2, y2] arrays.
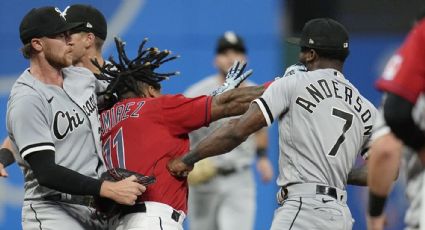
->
[[19, 6, 84, 44], [65, 4, 107, 40], [216, 31, 246, 54], [287, 18, 349, 51]]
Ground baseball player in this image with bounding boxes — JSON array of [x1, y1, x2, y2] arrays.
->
[[367, 110, 424, 230], [367, 11, 425, 230], [0, 4, 109, 177], [184, 31, 273, 230], [374, 12, 425, 160], [6, 7, 145, 229], [168, 18, 378, 230], [93, 37, 265, 229]]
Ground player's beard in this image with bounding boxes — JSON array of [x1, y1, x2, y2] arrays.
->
[[44, 44, 73, 69]]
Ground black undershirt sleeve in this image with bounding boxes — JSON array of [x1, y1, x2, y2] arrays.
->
[[25, 150, 102, 196], [383, 93, 425, 152]]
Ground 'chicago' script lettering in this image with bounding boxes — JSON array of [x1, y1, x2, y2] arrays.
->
[[53, 109, 85, 139]]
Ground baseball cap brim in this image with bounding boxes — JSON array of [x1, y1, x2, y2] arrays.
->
[[286, 37, 301, 46], [51, 22, 85, 36]]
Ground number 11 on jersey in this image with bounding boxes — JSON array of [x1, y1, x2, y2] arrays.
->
[[102, 127, 126, 169]]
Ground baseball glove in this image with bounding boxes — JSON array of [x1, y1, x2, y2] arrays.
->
[[187, 158, 217, 186], [93, 168, 156, 219]]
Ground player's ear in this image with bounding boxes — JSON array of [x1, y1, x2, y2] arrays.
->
[[86, 33, 95, 48], [147, 85, 161, 98], [31, 38, 43, 52], [305, 49, 317, 62]]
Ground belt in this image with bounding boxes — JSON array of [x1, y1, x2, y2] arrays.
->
[[41, 194, 93, 207], [120, 203, 181, 222], [280, 183, 346, 202], [217, 165, 250, 176]]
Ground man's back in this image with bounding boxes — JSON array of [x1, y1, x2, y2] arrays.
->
[[260, 69, 376, 189]]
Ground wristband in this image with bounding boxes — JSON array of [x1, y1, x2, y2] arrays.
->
[[0, 148, 15, 167], [368, 191, 387, 217]]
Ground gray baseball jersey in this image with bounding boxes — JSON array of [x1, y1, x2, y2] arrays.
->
[[185, 74, 257, 169], [254, 69, 377, 190], [7, 66, 104, 200]]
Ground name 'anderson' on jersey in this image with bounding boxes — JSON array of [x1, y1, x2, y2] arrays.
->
[[254, 69, 377, 190]]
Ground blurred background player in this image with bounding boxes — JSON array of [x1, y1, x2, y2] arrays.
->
[[184, 31, 273, 230]]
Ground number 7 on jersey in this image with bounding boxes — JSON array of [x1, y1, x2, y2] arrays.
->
[[328, 108, 353, 157]]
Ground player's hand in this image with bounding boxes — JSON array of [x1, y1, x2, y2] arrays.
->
[[0, 163, 8, 177], [366, 214, 386, 230], [211, 60, 253, 96], [100, 175, 146, 205], [167, 157, 194, 178], [256, 157, 273, 182]]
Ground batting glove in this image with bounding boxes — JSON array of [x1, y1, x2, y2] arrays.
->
[[211, 60, 253, 96]]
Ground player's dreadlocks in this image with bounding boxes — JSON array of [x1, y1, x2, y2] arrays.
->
[[92, 37, 179, 108]]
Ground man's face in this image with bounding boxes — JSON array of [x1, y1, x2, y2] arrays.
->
[[215, 49, 247, 76], [69, 31, 89, 64], [41, 32, 73, 69]]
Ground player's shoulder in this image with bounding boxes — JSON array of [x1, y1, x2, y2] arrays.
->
[[10, 70, 44, 99], [185, 74, 219, 97], [63, 66, 93, 75], [63, 66, 96, 84], [161, 93, 210, 106], [414, 18, 425, 36], [161, 93, 191, 102]]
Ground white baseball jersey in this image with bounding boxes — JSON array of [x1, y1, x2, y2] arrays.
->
[[6, 67, 104, 200], [185, 74, 257, 169], [254, 69, 377, 190]]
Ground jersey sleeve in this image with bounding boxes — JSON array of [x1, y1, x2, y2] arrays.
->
[[161, 94, 212, 135], [7, 95, 55, 159], [253, 75, 297, 126], [375, 20, 425, 103]]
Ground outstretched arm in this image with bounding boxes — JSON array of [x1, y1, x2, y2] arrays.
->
[[168, 103, 267, 177], [210, 85, 265, 122], [366, 132, 402, 230]]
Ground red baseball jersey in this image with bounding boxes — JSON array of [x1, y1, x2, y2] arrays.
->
[[376, 19, 425, 103], [99, 94, 212, 212]]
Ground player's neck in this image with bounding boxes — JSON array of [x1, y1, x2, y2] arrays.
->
[[75, 49, 104, 74], [29, 58, 64, 87], [309, 59, 343, 72]]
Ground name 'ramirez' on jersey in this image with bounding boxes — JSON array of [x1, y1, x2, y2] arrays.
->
[[259, 68, 377, 190]]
